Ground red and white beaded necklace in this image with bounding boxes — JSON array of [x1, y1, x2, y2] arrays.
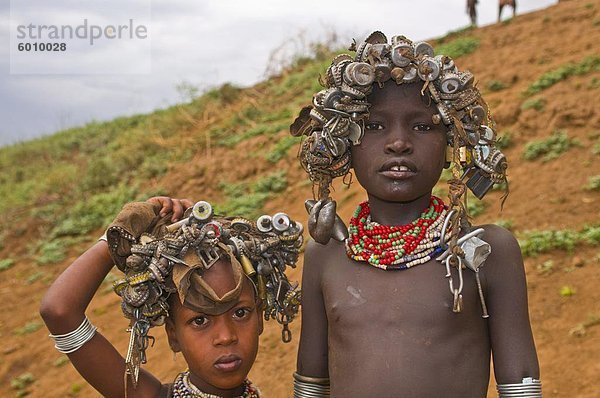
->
[[345, 196, 447, 270]]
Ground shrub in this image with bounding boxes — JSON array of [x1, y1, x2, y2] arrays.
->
[[266, 136, 299, 163], [584, 175, 600, 191], [522, 130, 578, 162], [521, 97, 546, 112], [0, 258, 15, 271], [435, 37, 480, 59], [486, 80, 506, 92], [524, 56, 600, 96]]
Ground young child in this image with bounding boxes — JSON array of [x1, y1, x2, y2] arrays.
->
[[290, 32, 540, 397], [40, 197, 302, 397]]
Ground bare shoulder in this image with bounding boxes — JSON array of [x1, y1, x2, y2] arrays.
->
[[479, 224, 522, 264], [477, 223, 527, 292], [302, 238, 345, 288]]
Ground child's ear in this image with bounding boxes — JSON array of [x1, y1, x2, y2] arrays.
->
[[165, 318, 181, 353]]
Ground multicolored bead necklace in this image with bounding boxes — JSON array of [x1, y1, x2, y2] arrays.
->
[[346, 196, 447, 270], [172, 371, 261, 398]]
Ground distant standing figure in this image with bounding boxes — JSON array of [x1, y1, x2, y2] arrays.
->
[[467, 0, 478, 25], [499, 0, 517, 21]]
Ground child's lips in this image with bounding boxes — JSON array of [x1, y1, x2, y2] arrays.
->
[[214, 354, 242, 372], [379, 159, 417, 179]]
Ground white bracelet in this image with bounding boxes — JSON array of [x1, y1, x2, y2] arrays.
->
[[497, 377, 542, 397], [49, 316, 97, 354]]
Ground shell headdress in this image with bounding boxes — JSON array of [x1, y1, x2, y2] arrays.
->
[[290, 31, 508, 244], [112, 201, 302, 387]]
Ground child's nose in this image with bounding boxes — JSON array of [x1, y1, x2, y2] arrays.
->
[[384, 127, 413, 154], [212, 319, 239, 346]]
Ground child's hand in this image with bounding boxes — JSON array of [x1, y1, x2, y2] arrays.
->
[[146, 196, 194, 222]]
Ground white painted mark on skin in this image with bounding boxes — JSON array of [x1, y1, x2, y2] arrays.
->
[[347, 285, 367, 306]]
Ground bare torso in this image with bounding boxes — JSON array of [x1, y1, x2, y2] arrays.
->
[[318, 240, 490, 397], [298, 223, 539, 398]]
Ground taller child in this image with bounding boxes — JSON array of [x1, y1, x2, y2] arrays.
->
[[290, 32, 540, 398]]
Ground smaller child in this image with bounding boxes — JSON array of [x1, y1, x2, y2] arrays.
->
[[40, 197, 302, 397]]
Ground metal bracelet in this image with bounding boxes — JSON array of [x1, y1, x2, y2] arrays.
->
[[497, 377, 542, 397], [98, 231, 108, 242], [293, 372, 330, 398], [49, 316, 97, 354]]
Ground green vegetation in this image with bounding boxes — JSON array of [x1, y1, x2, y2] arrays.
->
[[467, 200, 487, 217], [435, 37, 480, 59], [53, 356, 70, 367], [70, 383, 83, 394], [584, 175, 600, 191], [522, 130, 579, 162], [592, 136, 600, 155], [486, 80, 507, 92], [536, 260, 554, 275], [518, 225, 599, 257], [524, 55, 600, 96], [14, 321, 43, 335], [495, 219, 513, 230], [0, 258, 15, 271], [559, 285, 576, 297], [521, 97, 546, 112], [217, 171, 288, 219], [11, 372, 35, 390], [266, 136, 300, 163], [436, 25, 475, 44], [496, 131, 513, 149]]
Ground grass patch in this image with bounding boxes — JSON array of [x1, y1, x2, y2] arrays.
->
[[35, 240, 67, 265], [467, 200, 487, 217], [524, 55, 600, 96], [266, 136, 299, 163], [496, 131, 513, 149], [217, 171, 288, 219], [436, 25, 475, 44], [435, 37, 480, 59], [584, 175, 600, 191], [536, 260, 554, 275], [0, 258, 15, 271], [518, 226, 599, 257], [522, 130, 579, 162], [51, 184, 138, 238], [25, 271, 45, 284], [53, 356, 70, 367], [14, 321, 43, 336], [486, 80, 507, 92], [521, 97, 546, 112], [559, 286, 576, 297], [495, 219, 513, 230], [11, 372, 35, 390], [592, 137, 600, 155], [219, 122, 289, 147]]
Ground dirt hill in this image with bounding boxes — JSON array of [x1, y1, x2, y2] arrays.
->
[[1, 0, 599, 396]]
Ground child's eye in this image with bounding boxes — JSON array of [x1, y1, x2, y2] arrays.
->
[[413, 123, 432, 132], [191, 316, 209, 327], [233, 308, 251, 320], [365, 122, 384, 131]]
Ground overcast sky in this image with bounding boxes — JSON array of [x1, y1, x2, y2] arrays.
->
[[0, 0, 556, 147]]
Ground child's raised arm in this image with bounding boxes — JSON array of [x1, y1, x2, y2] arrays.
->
[[40, 197, 192, 398], [481, 224, 540, 383]]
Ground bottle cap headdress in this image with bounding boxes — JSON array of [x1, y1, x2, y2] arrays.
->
[[290, 31, 508, 244], [107, 201, 302, 387]]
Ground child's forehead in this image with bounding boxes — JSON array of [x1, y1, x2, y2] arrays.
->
[[368, 82, 434, 114]]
